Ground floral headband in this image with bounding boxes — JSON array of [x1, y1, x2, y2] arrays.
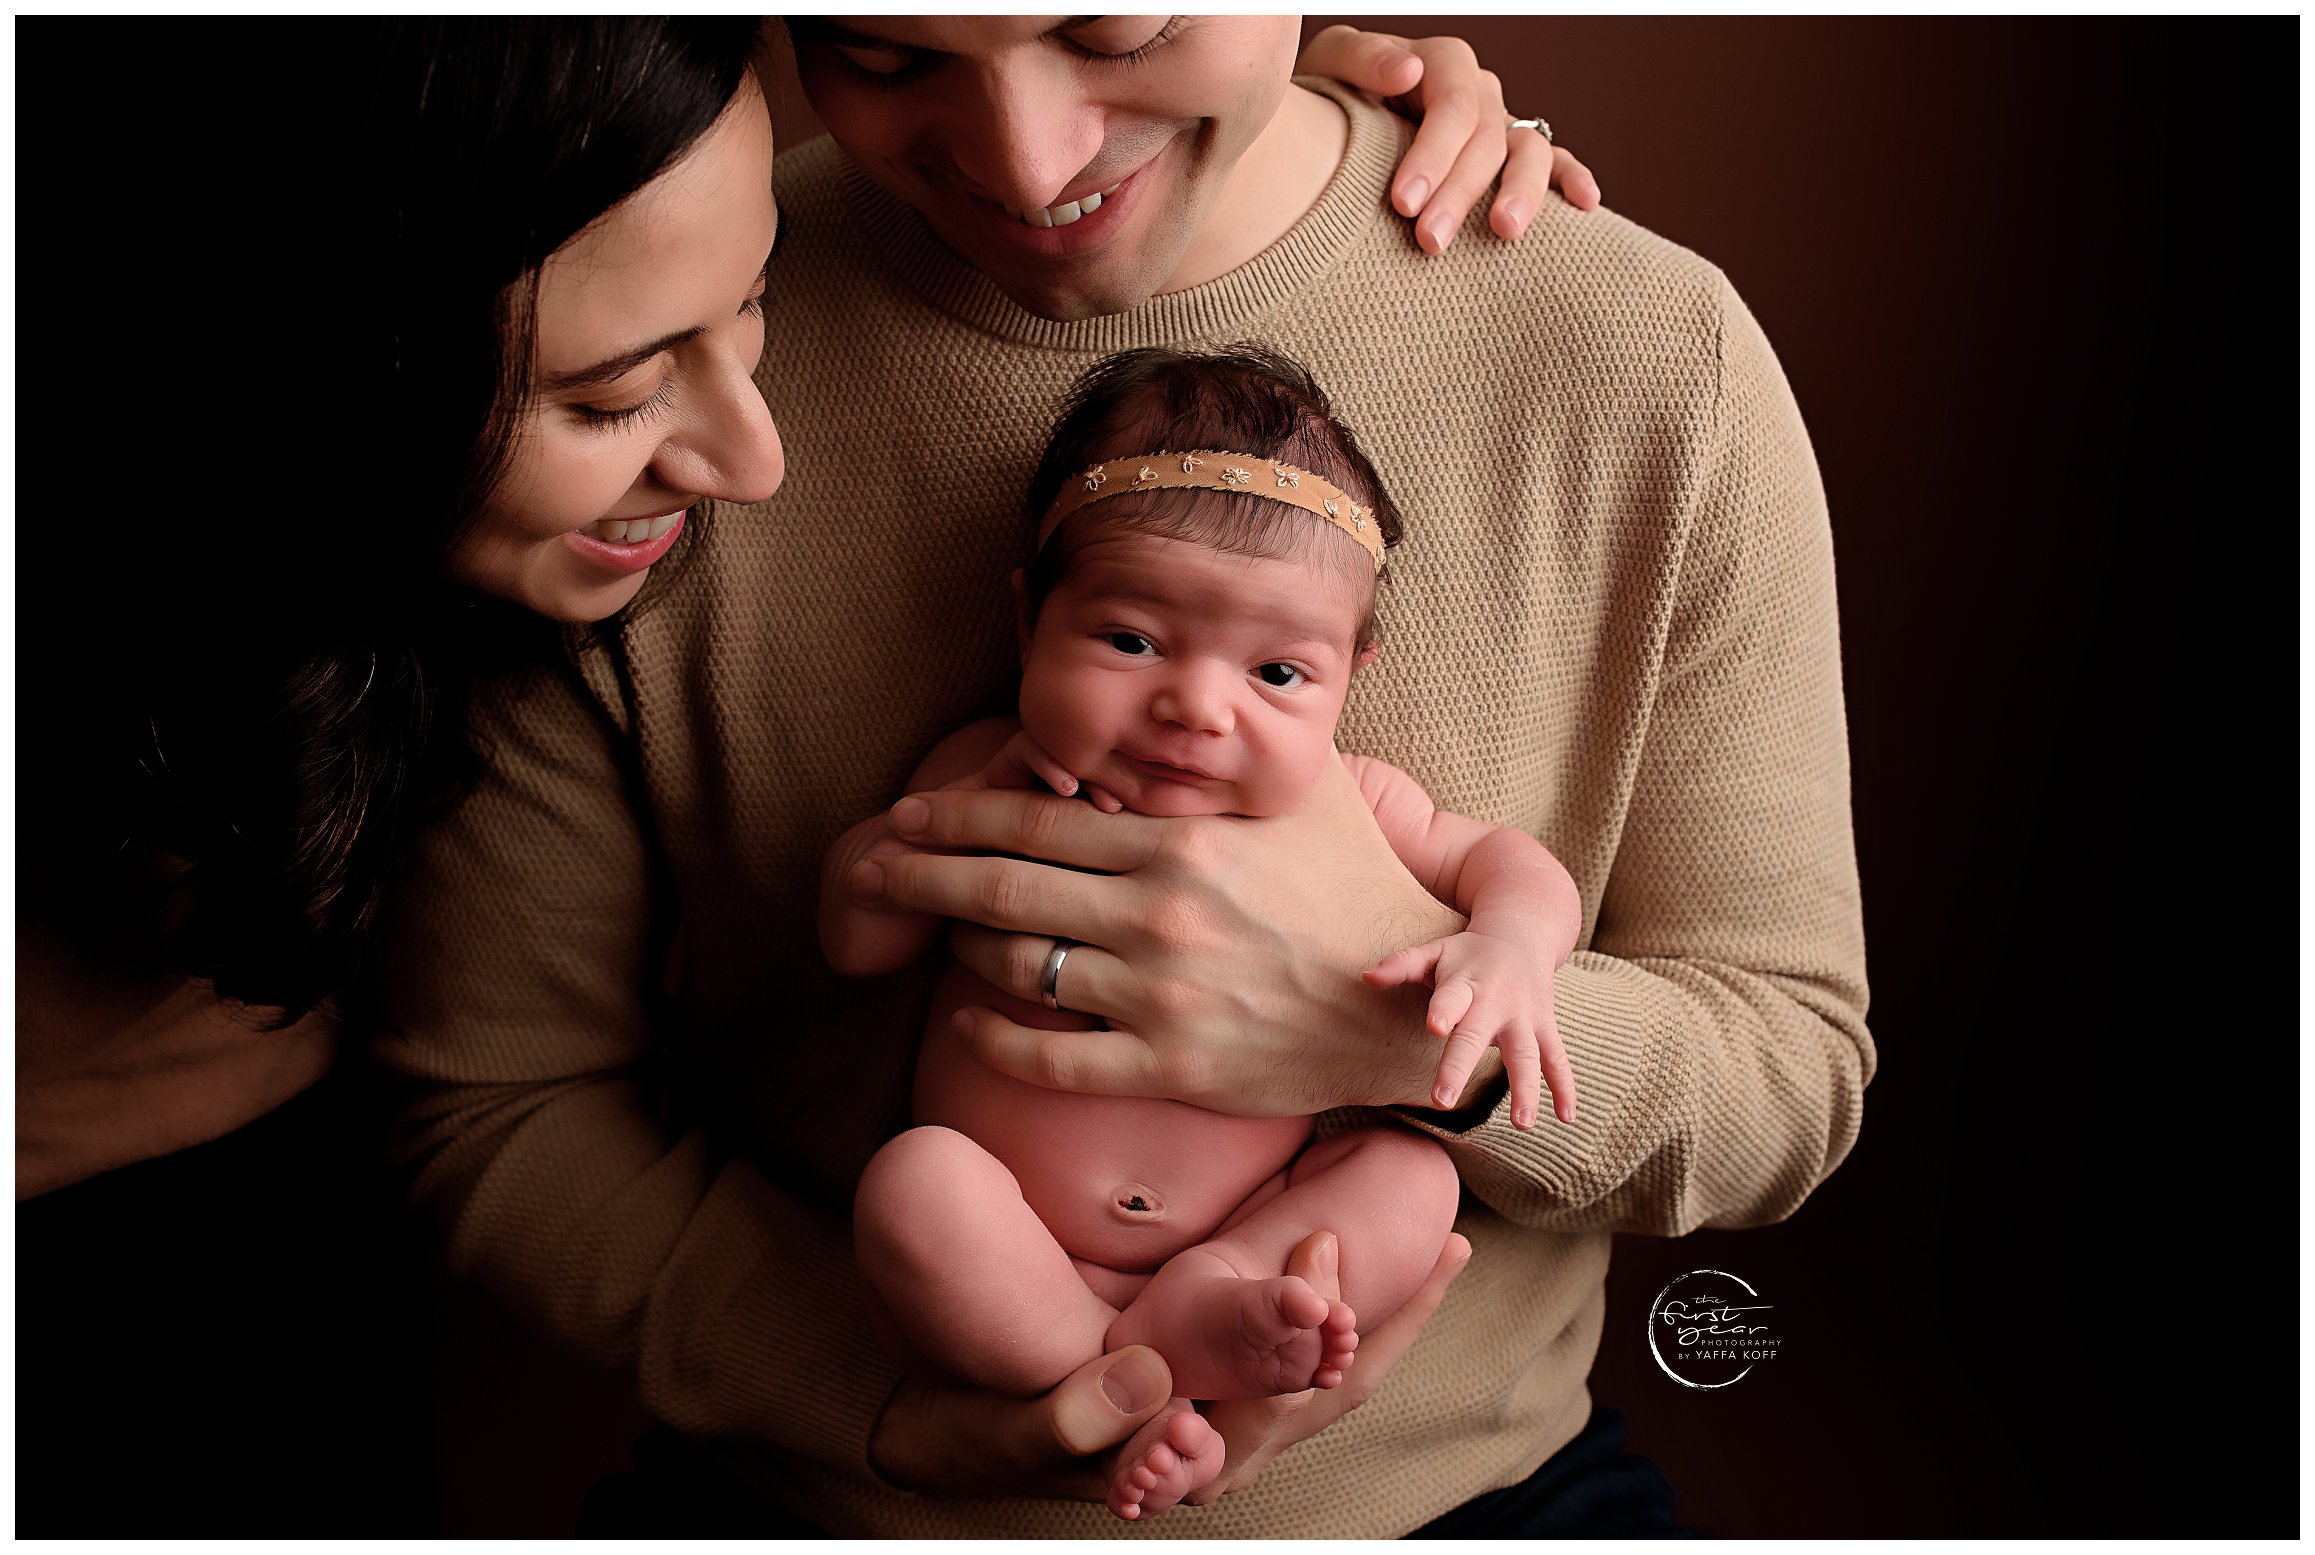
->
[[1037, 450, 1388, 574]]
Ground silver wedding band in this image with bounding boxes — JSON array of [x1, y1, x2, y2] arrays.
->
[[1039, 940, 1074, 1010], [1507, 116, 1554, 143]]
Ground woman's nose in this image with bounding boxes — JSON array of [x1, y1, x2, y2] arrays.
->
[[662, 366, 785, 507]]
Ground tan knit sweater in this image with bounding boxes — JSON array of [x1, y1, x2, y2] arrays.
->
[[373, 82, 1871, 1538]]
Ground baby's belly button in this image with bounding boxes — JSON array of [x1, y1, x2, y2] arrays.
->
[[1017, 1168, 1245, 1265]]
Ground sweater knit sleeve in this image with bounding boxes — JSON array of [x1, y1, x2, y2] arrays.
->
[[1393, 272, 1875, 1234], [369, 659, 902, 1476]]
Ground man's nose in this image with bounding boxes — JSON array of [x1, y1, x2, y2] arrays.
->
[[943, 60, 1105, 212]]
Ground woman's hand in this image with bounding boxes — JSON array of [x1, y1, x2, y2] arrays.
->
[[1295, 23, 1602, 252], [869, 1345, 1178, 1501], [1191, 1227, 1472, 1504], [851, 755, 1501, 1117]]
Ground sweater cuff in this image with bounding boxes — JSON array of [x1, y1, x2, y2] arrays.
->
[[1382, 954, 1656, 1215], [639, 1165, 903, 1479]]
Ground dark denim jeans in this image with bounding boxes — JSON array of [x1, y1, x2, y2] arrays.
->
[[582, 1403, 1696, 1537]]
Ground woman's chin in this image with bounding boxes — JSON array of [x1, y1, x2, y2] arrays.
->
[[528, 565, 651, 624]]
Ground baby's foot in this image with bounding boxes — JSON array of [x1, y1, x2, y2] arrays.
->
[[1127, 1274, 1357, 1400], [1107, 1399, 1224, 1521]]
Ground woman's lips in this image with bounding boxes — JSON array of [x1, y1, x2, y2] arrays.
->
[[566, 507, 685, 575]]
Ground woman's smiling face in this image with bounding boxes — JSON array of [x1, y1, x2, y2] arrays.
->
[[450, 75, 787, 623]]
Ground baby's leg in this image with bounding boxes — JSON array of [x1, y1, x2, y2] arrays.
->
[[855, 1126, 1226, 1517], [1105, 1126, 1461, 1400], [854, 1125, 1117, 1396]]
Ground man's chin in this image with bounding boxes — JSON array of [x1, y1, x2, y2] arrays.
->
[[978, 264, 1164, 324], [940, 224, 1184, 322]]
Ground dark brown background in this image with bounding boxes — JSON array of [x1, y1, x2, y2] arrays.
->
[[420, 16, 2298, 1537]]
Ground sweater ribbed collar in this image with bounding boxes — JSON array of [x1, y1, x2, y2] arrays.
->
[[838, 79, 1401, 350]]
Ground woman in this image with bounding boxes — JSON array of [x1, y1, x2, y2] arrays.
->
[[17, 17, 1575, 1533], [17, 18, 776, 1533]]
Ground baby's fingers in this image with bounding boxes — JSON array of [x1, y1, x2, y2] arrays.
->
[[1015, 737, 1079, 797], [1498, 1023, 1543, 1131], [1539, 1005, 1578, 1124], [1432, 1013, 1490, 1111], [1423, 976, 1476, 1038], [1362, 940, 1445, 990], [1083, 782, 1125, 815]]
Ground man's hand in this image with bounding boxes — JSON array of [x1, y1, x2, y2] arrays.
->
[[849, 755, 1482, 1116], [1364, 930, 1579, 1130], [1191, 1228, 1473, 1504], [868, 1344, 1178, 1501], [1296, 23, 1602, 253]]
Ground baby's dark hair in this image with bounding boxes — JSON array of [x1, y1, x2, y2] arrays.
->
[[1022, 344, 1403, 639]]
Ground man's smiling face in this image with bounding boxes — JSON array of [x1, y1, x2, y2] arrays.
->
[[789, 15, 1299, 321]]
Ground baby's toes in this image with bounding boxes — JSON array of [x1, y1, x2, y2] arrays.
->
[[1317, 1301, 1359, 1382]]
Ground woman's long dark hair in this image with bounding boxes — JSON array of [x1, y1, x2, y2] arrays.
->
[[19, 19, 765, 1019]]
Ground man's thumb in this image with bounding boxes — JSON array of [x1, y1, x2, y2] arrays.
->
[[1048, 1346, 1174, 1457]]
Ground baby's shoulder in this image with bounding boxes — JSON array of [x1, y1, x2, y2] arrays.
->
[[1339, 750, 1436, 820]]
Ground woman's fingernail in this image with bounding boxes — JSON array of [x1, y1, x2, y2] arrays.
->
[[1320, 1232, 1341, 1281], [848, 859, 885, 902], [1398, 175, 1429, 213], [1499, 198, 1528, 233], [890, 796, 929, 834], [1099, 1348, 1170, 1414], [950, 1007, 975, 1035]]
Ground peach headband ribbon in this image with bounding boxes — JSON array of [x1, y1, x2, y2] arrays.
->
[[1037, 451, 1388, 574]]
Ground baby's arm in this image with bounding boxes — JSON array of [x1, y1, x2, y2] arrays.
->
[[1343, 753, 1582, 1130], [817, 717, 1023, 978]]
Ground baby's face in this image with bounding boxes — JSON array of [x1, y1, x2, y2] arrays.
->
[[1018, 532, 1373, 818]]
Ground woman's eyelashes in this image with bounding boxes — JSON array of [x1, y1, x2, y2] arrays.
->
[[573, 377, 677, 433], [575, 280, 764, 431]]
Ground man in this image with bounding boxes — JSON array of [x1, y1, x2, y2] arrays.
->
[[378, 15, 1869, 1537]]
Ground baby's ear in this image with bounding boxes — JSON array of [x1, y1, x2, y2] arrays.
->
[[1354, 640, 1381, 672], [1011, 569, 1033, 662]]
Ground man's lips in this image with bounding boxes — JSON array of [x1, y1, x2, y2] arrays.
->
[[968, 155, 1159, 253]]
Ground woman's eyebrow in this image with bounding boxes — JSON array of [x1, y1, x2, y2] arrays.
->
[[549, 219, 781, 395], [542, 327, 707, 395]]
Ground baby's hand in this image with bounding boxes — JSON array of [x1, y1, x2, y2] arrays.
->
[[1362, 931, 1577, 1130], [977, 730, 1124, 813]]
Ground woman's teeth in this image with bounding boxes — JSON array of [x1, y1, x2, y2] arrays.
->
[[1002, 184, 1122, 228], [590, 511, 681, 545]]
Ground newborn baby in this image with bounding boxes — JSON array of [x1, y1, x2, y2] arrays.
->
[[822, 345, 1580, 1519]]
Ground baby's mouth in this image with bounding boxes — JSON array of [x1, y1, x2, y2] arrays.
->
[[999, 182, 1123, 229]]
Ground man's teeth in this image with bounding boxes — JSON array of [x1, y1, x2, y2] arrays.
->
[[590, 511, 681, 545], [1001, 184, 1122, 228]]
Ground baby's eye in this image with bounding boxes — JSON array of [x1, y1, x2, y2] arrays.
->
[[1256, 662, 1305, 689], [1106, 632, 1155, 656]]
